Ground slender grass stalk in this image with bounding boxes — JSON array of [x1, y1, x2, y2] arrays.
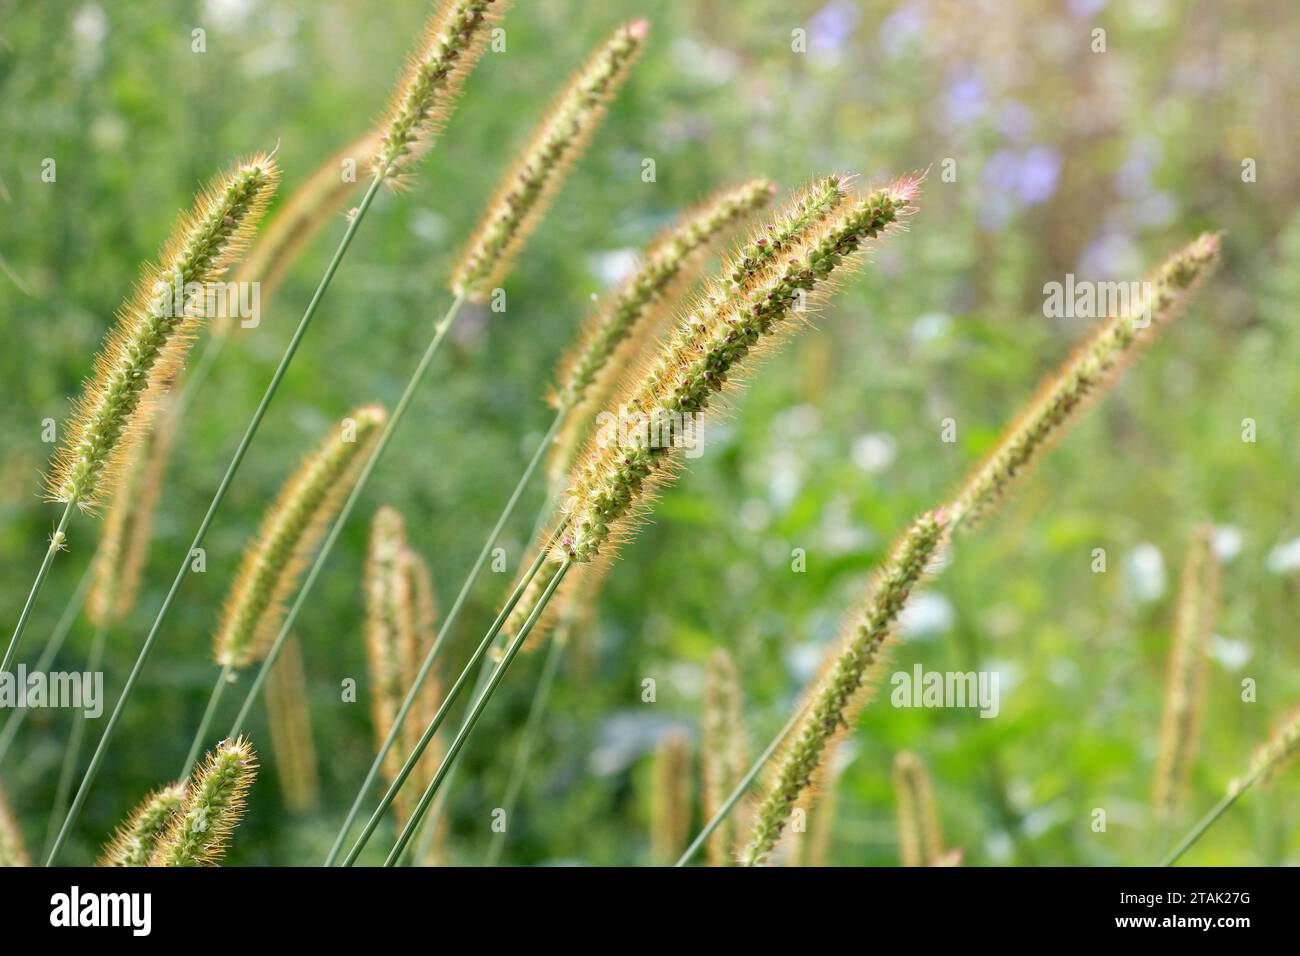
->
[[45, 0, 503, 862], [449, 20, 648, 301], [483, 625, 568, 866], [180, 405, 387, 773], [99, 783, 185, 867], [264, 635, 320, 813], [0, 783, 28, 866], [1162, 702, 1300, 865], [701, 648, 747, 866], [0, 562, 93, 767], [1, 502, 72, 679], [380, 561, 573, 867], [41, 618, 110, 859], [1153, 525, 1219, 821], [893, 750, 945, 867], [336, 527, 565, 865], [733, 234, 1222, 866], [650, 730, 692, 864], [152, 737, 257, 866]]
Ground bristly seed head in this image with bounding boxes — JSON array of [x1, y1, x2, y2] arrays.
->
[[449, 20, 648, 302], [151, 737, 257, 866], [46, 155, 279, 511], [99, 782, 187, 867], [373, 0, 508, 187], [214, 405, 387, 670]]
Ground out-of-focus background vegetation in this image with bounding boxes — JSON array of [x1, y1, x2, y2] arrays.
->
[[1, 0, 1298, 866]]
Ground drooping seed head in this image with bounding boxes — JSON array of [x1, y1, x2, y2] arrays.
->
[[556, 178, 919, 566], [950, 232, 1222, 529], [364, 506, 413, 785], [373, 0, 507, 186], [151, 737, 257, 866], [264, 635, 320, 814], [550, 177, 776, 412], [893, 751, 945, 867], [46, 154, 279, 510], [450, 20, 648, 302], [86, 393, 180, 627], [0, 783, 29, 867], [742, 509, 949, 866], [99, 782, 186, 867], [649, 730, 692, 865], [1153, 525, 1219, 820], [701, 648, 747, 867], [214, 405, 387, 670]]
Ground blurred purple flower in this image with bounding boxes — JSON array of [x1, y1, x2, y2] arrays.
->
[[1068, 0, 1108, 17], [1078, 231, 1142, 279], [1018, 146, 1061, 204], [996, 100, 1036, 144], [879, 1, 924, 57], [809, 0, 860, 55], [945, 69, 988, 126], [1115, 135, 1161, 199]]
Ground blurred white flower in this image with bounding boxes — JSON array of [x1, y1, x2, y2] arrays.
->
[[1266, 536, 1300, 574], [1210, 634, 1252, 671], [1212, 525, 1243, 563], [911, 311, 951, 346], [852, 432, 897, 473], [898, 591, 953, 638], [1124, 543, 1166, 603], [589, 248, 638, 288]]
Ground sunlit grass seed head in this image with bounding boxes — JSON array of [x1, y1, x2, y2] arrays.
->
[[152, 737, 257, 867], [650, 730, 692, 865], [893, 751, 945, 867], [0, 783, 28, 867], [556, 177, 920, 566], [265, 635, 320, 814], [722, 174, 845, 292], [46, 154, 279, 511], [1153, 525, 1219, 820], [1233, 702, 1300, 794], [742, 508, 949, 866], [99, 782, 186, 867], [450, 20, 648, 302], [86, 394, 180, 627], [701, 648, 747, 867], [214, 405, 387, 670], [364, 506, 412, 782], [949, 232, 1222, 530], [550, 177, 776, 413], [373, 0, 507, 187]]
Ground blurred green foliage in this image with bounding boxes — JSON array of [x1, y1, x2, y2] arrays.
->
[[1, 0, 1298, 866]]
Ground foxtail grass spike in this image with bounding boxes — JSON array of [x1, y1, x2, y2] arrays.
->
[[46, 155, 279, 511], [399, 547, 445, 858], [557, 178, 919, 566], [650, 731, 692, 865], [217, 131, 383, 336], [214, 405, 387, 669], [1233, 703, 1300, 795], [98, 783, 186, 867], [1153, 525, 1219, 820], [450, 20, 648, 301], [373, 0, 507, 187], [701, 649, 747, 866], [365, 507, 414, 787], [0, 783, 29, 866], [742, 510, 950, 866], [265, 635, 320, 813], [86, 393, 180, 627], [152, 737, 257, 866], [950, 232, 1222, 530], [893, 751, 945, 867], [550, 178, 776, 412]]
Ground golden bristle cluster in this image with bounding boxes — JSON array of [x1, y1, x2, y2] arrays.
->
[[450, 20, 649, 302], [950, 232, 1222, 530], [1153, 525, 1219, 820], [372, 0, 508, 187], [46, 154, 279, 511], [1234, 703, 1300, 793], [151, 737, 257, 867], [214, 405, 387, 670], [701, 649, 747, 866], [86, 393, 180, 628], [649, 730, 692, 865], [893, 751, 946, 867], [555, 177, 919, 567], [99, 782, 187, 867], [265, 635, 321, 814]]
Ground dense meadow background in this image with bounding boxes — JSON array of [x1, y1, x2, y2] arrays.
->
[[1, 0, 1298, 866]]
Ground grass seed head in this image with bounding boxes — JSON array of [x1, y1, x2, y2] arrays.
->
[[99, 782, 186, 867], [151, 737, 257, 866]]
